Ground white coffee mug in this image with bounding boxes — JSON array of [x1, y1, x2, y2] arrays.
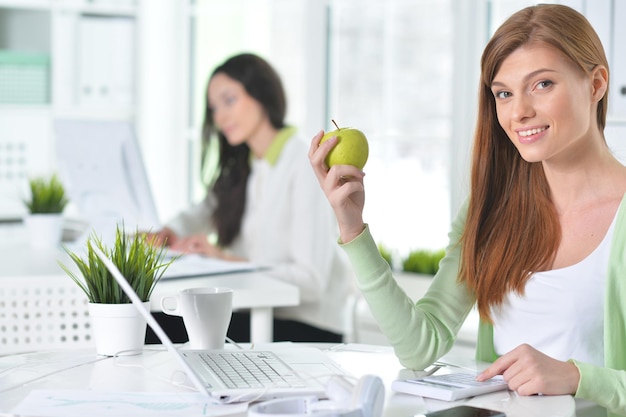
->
[[160, 287, 233, 349]]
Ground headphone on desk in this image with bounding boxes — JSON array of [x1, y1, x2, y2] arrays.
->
[[247, 374, 384, 417]]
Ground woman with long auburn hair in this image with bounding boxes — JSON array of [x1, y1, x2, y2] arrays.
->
[[310, 4, 625, 414]]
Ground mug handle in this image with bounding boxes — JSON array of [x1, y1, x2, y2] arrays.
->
[[160, 295, 181, 316]]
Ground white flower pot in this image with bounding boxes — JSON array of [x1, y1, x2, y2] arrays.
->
[[88, 302, 149, 356], [23, 213, 64, 249]]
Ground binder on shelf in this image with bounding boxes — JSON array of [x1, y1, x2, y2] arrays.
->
[[0, 51, 50, 105], [77, 15, 135, 108]]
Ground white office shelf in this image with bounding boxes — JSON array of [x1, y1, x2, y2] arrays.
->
[[0, 0, 136, 15], [0, 0, 50, 9], [0, 0, 138, 219], [57, 1, 137, 16]]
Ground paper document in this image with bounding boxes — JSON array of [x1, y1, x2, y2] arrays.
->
[[12, 390, 247, 417], [161, 254, 258, 279]]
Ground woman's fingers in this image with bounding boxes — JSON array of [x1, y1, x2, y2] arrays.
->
[[309, 130, 335, 180], [477, 344, 580, 396], [308, 128, 366, 243]]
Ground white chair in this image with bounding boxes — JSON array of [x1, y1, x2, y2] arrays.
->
[[0, 275, 93, 354]]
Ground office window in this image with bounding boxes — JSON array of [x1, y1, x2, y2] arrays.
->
[[326, 0, 453, 255], [192, 0, 454, 257]]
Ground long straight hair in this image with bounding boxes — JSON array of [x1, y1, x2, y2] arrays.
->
[[201, 53, 286, 246], [459, 4, 610, 322]]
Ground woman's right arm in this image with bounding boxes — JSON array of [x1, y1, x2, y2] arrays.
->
[[341, 203, 476, 371], [309, 131, 475, 369]]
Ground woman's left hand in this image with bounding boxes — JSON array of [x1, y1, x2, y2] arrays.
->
[[169, 234, 217, 256], [477, 343, 580, 396]]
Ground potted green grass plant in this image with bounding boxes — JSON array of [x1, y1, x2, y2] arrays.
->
[[376, 242, 445, 276], [60, 225, 175, 356], [24, 174, 69, 214], [402, 248, 446, 275], [23, 174, 69, 248]]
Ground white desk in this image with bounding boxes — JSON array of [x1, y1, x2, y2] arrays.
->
[[0, 223, 299, 345], [0, 343, 595, 417]]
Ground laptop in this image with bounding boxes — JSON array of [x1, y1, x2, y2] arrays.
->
[[91, 245, 349, 403]]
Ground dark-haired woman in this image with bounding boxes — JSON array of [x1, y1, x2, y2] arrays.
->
[[147, 53, 352, 343]]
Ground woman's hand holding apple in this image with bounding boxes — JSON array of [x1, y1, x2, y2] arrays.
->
[[309, 129, 367, 244]]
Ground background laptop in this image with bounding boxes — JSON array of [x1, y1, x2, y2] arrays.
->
[[55, 119, 160, 246], [55, 119, 257, 278], [91, 244, 350, 403]]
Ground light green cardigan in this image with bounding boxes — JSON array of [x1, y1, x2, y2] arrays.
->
[[341, 196, 626, 416]]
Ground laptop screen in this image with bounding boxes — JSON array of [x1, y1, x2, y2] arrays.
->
[[54, 119, 161, 243]]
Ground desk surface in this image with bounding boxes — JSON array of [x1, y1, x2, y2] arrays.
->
[[0, 344, 585, 417], [0, 224, 300, 346], [0, 235, 299, 313]]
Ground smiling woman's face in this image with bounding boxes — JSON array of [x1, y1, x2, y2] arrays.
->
[[207, 72, 267, 147], [491, 42, 599, 164]]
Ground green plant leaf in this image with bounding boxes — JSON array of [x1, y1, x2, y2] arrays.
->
[[59, 224, 176, 304], [402, 248, 445, 275], [24, 174, 69, 214]]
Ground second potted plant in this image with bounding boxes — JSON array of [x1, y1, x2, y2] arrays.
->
[[60, 225, 174, 356], [23, 174, 69, 248]]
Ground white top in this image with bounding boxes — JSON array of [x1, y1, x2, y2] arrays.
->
[[166, 133, 355, 334], [492, 214, 617, 366]]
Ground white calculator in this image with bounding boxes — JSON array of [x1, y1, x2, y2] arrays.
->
[[391, 372, 509, 401]]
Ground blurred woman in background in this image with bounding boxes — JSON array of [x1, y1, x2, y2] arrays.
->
[[146, 53, 353, 344]]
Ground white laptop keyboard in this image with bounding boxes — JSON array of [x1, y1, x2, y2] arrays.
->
[[198, 351, 308, 389]]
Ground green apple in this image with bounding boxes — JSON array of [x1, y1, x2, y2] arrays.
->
[[319, 121, 369, 169]]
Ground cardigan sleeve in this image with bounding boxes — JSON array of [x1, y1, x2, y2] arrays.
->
[[340, 201, 476, 370], [572, 360, 626, 416], [575, 193, 626, 416]]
